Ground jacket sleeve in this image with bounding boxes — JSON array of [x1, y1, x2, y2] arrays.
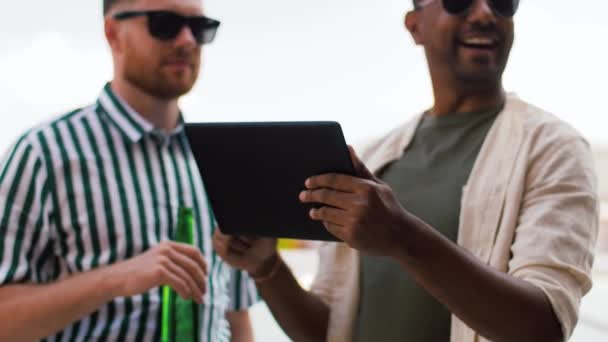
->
[[507, 133, 599, 340]]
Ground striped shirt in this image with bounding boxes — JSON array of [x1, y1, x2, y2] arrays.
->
[[0, 83, 259, 342]]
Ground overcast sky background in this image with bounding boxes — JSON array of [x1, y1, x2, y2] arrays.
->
[[1, 0, 607, 152]]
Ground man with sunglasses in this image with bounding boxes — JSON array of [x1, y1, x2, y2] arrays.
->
[[0, 0, 258, 341], [214, 0, 598, 341]]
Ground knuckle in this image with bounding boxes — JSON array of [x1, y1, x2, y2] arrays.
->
[[320, 189, 332, 202], [346, 216, 358, 226], [154, 267, 167, 282], [352, 199, 365, 210], [379, 184, 391, 196], [327, 174, 336, 186], [157, 255, 170, 267], [158, 243, 172, 255]]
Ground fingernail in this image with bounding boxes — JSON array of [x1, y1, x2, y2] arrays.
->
[[299, 191, 306, 201]]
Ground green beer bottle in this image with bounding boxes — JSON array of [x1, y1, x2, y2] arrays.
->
[[161, 206, 199, 342]]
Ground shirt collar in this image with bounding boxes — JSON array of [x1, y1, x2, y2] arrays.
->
[[96, 82, 185, 143]]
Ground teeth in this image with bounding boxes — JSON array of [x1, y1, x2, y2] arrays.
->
[[463, 37, 494, 45]]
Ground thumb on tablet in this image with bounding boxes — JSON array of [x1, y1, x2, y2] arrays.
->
[[348, 145, 376, 181]]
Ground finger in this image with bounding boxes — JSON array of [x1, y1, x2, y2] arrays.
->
[[238, 236, 257, 245], [309, 206, 350, 226], [168, 248, 207, 283], [212, 234, 229, 258], [299, 188, 358, 209], [322, 222, 346, 240], [214, 227, 232, 243], [161, 259, 199, 301], [213, 228, 225, 243], [169, 241, 208, 275], [348, 145, 377, 181], [213, 230, 235, 255], [167, 249, 207, 297], [305, 173, 366, 193], [228, 237, 252, 254], [228, 245, 246, 257]]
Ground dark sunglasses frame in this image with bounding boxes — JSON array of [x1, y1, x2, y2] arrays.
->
[[415, 0, 519, 18], [113, 10, 221, 45]]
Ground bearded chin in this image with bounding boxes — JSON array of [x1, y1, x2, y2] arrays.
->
[[125, 64, 199, 100]]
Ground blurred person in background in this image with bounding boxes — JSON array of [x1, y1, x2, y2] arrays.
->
[[214, 0, 599, 341], [0, 0, 259, 341]]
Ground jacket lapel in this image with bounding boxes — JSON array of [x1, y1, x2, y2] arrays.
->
[[458, 95, 526, 263]]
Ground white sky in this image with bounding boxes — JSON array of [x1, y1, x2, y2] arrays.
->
[[0, 0, 607, 152]]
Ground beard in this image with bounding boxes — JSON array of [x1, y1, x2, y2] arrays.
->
[[452, 54, 507, 85], [123, 46, 201, 100]]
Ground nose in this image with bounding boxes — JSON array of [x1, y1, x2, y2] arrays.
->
[[466, 0, 496, 25], [174, 24, 197, 48]]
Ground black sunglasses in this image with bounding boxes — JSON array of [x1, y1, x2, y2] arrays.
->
[[113, 10, 221, 45], [416, 0, 519, 18]]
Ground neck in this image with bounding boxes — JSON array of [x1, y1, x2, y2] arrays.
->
[[110, 77, 180, 133], [428, 70, 506, 116]]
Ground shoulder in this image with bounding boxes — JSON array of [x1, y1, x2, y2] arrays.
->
[[506, 94, 585, 146], [506, 94, 596, 188], [2, 105, 96, 165]]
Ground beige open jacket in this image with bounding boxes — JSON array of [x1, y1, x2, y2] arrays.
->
[[310, 94, 599, 342]]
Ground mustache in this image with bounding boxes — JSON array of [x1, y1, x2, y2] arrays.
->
[[460, 21, 504, 40], [162, 47, 198, 64]]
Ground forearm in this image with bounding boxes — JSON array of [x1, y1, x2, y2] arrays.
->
[[396, 220, 562, 342], [0, 267, 119, 341], [226, 310, 254, 342], [255, 255, 329, 342]]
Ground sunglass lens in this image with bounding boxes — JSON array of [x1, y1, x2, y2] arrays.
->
[[442, 0, 474, 15], [491, 0, 519, 17], [190, 19, 220, 44], [148, 12, 184, 40]]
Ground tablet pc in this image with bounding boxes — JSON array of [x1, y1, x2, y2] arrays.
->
[[185, 121, 354, 241]]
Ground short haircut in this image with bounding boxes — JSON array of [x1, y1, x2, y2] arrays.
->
[[103, 0, 132, 15]]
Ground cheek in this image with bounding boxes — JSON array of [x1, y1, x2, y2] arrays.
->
[[499, 22, 515, 55], [423, 19, 458, 52], [124, 31, 162, 60], [127, 45, 162, 69]]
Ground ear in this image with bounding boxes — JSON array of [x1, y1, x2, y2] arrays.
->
[[405, 11, 423, 45], [104, 16, 122, 52]]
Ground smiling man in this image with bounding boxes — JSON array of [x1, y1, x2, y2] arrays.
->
[[0, 0, 257, 341], [213, 0, 599, 341]]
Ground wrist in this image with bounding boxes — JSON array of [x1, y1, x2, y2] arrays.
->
[[390, 212, 429, 263], [249, 252, 281, 282], [99, 263, 127, 299]]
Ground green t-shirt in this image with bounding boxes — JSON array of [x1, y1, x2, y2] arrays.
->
[[354, 107, 501, 342]]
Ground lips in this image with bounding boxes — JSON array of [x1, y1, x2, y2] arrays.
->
[[165, 59, 192, 65], [163, 59, 194, 71], [457, 34, 501, 50]]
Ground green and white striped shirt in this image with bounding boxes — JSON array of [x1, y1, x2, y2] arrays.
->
[[0, 83, 258, 342]]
